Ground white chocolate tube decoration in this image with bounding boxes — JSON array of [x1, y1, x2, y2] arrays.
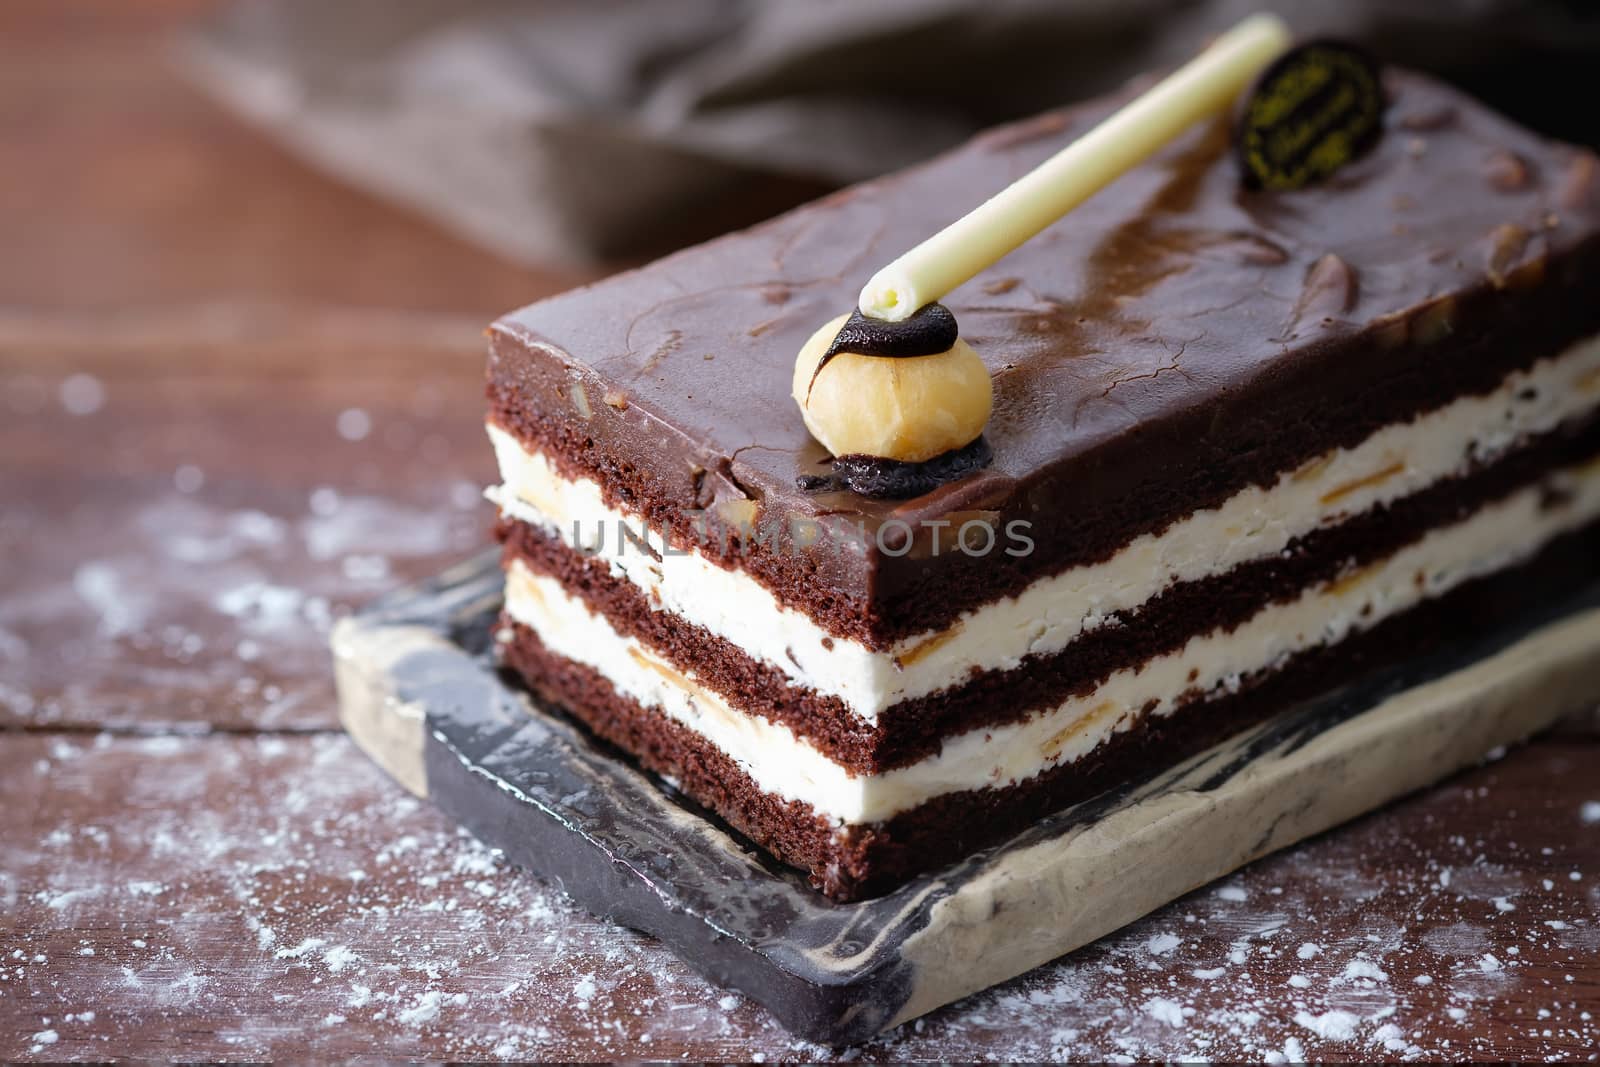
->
[[857, 13, 1292, 321]]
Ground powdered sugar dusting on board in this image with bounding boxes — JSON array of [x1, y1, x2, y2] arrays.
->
[[3, 338, 494, 734], [5, 733, 658, 1058], [2, 485, 484, 732]]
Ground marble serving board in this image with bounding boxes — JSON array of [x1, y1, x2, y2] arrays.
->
[[331, 549, 1600, 1044]]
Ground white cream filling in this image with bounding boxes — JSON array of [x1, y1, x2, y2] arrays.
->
[[502, 456, 1600, 825], [489, 335, 1600, 722]]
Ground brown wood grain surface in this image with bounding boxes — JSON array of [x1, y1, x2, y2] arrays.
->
[[2, 1, 1597, 1060]]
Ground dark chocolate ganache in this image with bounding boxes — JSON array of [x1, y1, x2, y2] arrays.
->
[[797, 436, 994, 499], [808, 302, 960, 398]]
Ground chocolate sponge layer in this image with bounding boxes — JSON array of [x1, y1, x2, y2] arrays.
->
[[498, 519, 1600, 901]]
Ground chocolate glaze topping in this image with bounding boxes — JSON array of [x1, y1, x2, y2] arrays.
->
[[808, 301, 960, 399], [487, 69, 1600, 646]]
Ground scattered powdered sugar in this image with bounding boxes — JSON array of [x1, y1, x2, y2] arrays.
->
[[396, 989, 467, 1027], [7, 731, 785, 1058], [324, 946, 357, 974], [58, 373, 105, 416], [1582, 801, 1600, 825], [215, 583, 317, 630], [1294, 1008, 1360, 1041], [1144, 932, 1181, 956], [1143, 997, 1189, 1028], [336, 408, 373, 442], [1338, 959, 1389, 983], [299, 495, 471, 564], [173, 464, 205, 494], [309, 487, 342, 517], [72, 562, 149, 638], [7, 478, 483, 732], [273, 938, 327, 961], [157, 507, 287, 567]]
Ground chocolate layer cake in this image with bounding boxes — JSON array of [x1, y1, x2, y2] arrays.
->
[[484, 68, 1600, 901]]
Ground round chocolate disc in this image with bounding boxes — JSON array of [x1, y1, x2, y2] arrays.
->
[[1236, 39, 1385, 191]]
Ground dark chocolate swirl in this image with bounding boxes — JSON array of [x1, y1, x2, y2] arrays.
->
[[806, 302, 959, 400], [797, 436, 993, 500]]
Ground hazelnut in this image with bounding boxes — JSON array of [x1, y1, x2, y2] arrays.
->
[[714, 498, 759, 533], [1560, 153, 1598, 212], [1284, 253, 1358, 338], [568, 381, 592, 419], [1412, 296, 1456, 345], [1486, 223, 1530, 289], [792, 313, 993, 463], [1484, 150, 1531, 192], [1372, 312, 1409, 351]]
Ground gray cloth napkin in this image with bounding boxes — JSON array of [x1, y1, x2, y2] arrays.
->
[[183, 0, 1600, 266]]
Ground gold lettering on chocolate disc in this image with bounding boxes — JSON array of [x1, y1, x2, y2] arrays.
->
[[1237, 40, 1385, 191]]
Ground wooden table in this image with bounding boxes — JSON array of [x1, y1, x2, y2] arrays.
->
[[3, 2, 1597, 1060]]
